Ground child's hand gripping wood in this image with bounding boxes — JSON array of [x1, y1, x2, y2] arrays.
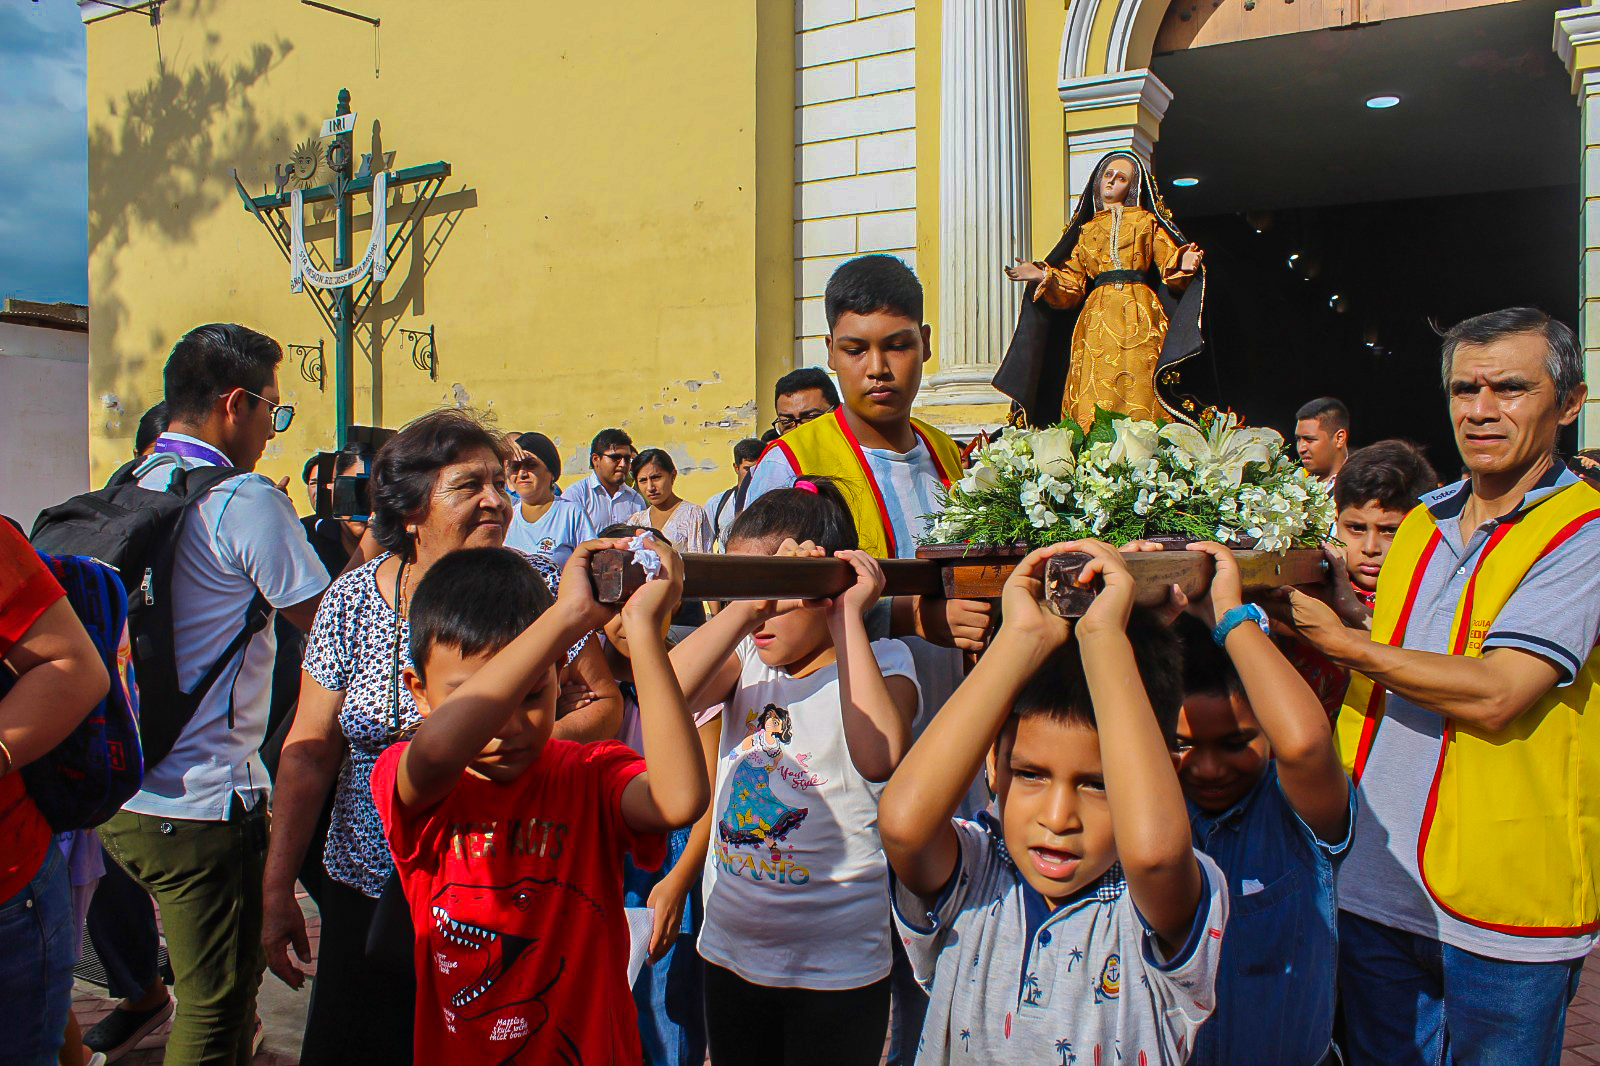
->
[[668, 537, 828, 713], [394, 538, 628, 812], [828, 549, 918, 782], [879, 543, 1084, 900], [615, 536, 710, 834], [1186, 541, 1350, 843], [1070, 540, 1203, 956]]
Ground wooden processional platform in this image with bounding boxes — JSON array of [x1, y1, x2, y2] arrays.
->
[[591, 544, 1327, 618]]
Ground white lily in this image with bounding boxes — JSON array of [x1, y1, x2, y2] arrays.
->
[[958, 463, 1002, 497], [1159, 415, 1282, 487], [1109, 419, 1161, 466]]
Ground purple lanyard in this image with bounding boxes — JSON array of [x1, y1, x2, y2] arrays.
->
[[152, 436, 232, 467]]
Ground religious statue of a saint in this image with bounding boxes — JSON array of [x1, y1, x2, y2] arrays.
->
[[992, 152, 1207, 430]]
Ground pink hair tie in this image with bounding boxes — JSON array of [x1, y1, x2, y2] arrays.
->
[[793, 479, 819, 494]]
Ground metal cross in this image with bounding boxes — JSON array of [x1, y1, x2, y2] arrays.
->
[[233, 88, 451, 447]]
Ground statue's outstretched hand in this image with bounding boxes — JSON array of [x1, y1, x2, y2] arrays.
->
[[1179, 243, 1204, 273], [1004, 257, 1045, 284]]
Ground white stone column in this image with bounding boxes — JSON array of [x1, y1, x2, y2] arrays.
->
[[1058, 70, 1172, 216], [923, 0, 1030, 411], [1556, 7, 1600, 447]]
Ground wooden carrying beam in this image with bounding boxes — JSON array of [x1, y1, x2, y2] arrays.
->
[[591, 552, 944, 605], [590, 548, 1326, 618], [1040, 548, 1327, 616]]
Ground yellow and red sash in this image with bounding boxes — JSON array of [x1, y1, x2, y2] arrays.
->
[[760, 407, 961, 559], [1338, 479, 1600, 934]]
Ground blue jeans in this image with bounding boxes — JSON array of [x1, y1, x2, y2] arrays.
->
[[0, 846, 76, 1066], [1339, 911, 1585, 1066], [885, 936, 929, 1066], [623, 828, 707, 1066]]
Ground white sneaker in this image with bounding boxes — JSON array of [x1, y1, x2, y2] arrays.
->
[[86, 1055, 108, 1066]]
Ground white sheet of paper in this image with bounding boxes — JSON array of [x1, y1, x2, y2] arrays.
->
[[625, 906, 654, 985]]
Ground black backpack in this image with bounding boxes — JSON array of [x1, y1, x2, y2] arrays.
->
[[30, 456, 272, 770]]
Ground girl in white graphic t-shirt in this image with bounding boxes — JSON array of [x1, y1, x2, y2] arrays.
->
[[655, 479, 921, 1066]]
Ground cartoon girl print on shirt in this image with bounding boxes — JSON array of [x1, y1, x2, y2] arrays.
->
[[718, 704, 809, 855]]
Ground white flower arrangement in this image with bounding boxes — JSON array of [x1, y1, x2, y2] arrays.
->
[[923, 410, 1334, 553]]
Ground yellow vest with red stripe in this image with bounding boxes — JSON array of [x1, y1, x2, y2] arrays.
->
[[760, 408, 962, 559], [1337, 478, 1600, 934]]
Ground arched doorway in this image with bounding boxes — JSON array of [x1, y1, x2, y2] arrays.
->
[[1147, 0, 1577, 469], [1055, 0, 1580, 467]]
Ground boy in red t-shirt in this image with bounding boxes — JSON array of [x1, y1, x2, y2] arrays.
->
[[370, 539, 709, 1064]]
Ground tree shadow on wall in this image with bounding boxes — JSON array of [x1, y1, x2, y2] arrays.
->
[[87, 25, 304, 442]]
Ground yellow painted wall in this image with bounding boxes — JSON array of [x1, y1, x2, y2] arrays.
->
[[86, 0, 789, 499], [1024, 0, 1069, 254]]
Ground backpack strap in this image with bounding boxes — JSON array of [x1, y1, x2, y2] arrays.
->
[[140, 464, 277, 765], [162, 466, 274, 712], [105, 457, 144, 488], [211, 591, 274, 731]]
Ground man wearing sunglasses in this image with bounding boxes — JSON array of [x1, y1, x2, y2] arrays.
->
[[99, 323, 332, 1066], [570, 427, 646, 533]]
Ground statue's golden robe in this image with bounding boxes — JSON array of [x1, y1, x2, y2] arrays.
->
[[1033, 204, 1195, 430]]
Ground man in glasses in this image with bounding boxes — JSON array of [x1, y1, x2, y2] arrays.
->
[[100, 323, 332, 1066], [570, 427, 646, 532], [730, 369, 842, 515], [771, 366, 840, 435]]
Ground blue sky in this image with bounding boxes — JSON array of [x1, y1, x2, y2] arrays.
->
[[0, 1, 87, 304]]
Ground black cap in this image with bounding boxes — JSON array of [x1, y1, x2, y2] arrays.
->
[[514, 432, 562, 481]]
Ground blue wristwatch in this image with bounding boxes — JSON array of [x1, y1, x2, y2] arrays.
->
[[1212, 603, 1269, 646]]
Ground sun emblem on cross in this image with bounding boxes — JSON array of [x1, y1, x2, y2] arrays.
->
[[288, 137, 320, 189]]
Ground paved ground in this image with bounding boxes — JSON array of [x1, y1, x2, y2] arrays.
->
[[65, 893, 1600, 1064], [1564, 966, 1600, 1065]]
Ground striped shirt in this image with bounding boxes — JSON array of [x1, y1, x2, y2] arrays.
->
[[743, 438, 944, 560]]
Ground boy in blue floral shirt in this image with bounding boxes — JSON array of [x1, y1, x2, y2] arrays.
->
[[879, 542, 1230, 1065]]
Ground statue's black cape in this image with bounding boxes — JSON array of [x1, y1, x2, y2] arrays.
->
[[991, 152, 1206, 427]]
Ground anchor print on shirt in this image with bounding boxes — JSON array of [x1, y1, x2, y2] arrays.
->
[[1094, 953, 1121, 1004]]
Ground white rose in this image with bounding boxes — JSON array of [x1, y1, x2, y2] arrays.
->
[[1109, 419, 1160, 466], [1031, 427, 1077, 478]]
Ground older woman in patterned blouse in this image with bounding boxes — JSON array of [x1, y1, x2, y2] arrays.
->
[[259, 410, 621, 1066]]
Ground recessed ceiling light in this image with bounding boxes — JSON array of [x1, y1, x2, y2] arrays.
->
[[1172, 176, 1200, 187], [1365, 95, 1401, 109]]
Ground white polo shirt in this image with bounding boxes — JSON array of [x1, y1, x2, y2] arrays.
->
[[568, 471, 645, 534], [122, 433, 330, 821]]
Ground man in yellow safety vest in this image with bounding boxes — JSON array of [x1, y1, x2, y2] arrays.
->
[[1278, 307, 1599, 1066]]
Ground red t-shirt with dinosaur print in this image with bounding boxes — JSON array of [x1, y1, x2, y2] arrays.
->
[[373, 738, 665, 1064]]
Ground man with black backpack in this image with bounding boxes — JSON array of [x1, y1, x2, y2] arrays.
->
[[46, 324, 332, 1066]]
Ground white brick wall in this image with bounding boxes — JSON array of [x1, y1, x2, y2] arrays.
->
[[793, 1, 918, 367]]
